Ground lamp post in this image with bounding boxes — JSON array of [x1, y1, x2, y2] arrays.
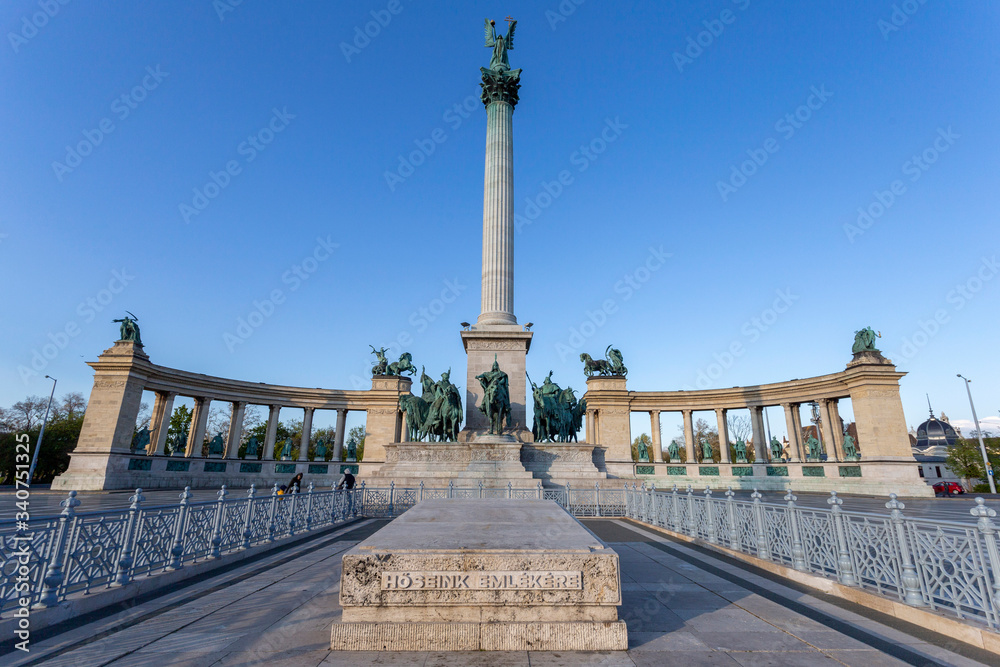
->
[[957, 374, 996, 494], [27, 375, 57, 485]]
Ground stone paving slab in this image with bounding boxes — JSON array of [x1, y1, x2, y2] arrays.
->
[[3, 516, 994, 666]]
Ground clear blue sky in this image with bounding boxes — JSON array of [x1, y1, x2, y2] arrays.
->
[[2, 1, 998, 438]]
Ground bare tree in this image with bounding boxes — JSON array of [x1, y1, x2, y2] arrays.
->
[[8, 396, 49, 431], [206, 405, 231, 439], [727, 413, 752, 443], [60, 392, 87, 419]]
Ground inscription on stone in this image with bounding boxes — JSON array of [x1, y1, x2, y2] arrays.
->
[[382, 570, 582, 591]]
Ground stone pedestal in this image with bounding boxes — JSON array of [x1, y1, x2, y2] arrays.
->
[[363, 375, 412, 465], [331, 499, 627, 651], [459, 326, 533, 441], [370, 437, 535, 488], [583, 376, 631, 463], [520, 443, 607, 487]]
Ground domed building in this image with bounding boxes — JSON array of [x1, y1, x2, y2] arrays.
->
[[912, 397, 962, 484]]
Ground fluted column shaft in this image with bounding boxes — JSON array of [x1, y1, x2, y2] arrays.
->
[[479, 100, 516, 325]]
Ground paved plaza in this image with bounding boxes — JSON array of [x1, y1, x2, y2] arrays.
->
[[2, 515, 993, 666]]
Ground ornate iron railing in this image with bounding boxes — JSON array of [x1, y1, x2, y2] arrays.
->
[[3, 481, 999, 632]]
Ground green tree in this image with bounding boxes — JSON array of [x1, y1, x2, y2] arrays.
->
[[946, 438, 1000, 490], [165, 405, 192, 456], [0, 394, 85, 484]]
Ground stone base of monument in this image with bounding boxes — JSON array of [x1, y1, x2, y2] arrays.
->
[[520, 443, 608, 488], [331, 499, 627, 651], [369, 437, 537, 488]]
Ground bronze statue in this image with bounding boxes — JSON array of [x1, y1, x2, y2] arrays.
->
[[484, 17, 516, 73], [369, 346, 389, 376], [315, 439, 327, 461], [399, 368, 462, 441], [386, 352, 417, 376], [280, 438, 293, 460], [529, 371, 585, 442], [701, 440, 713, 462], [477, 356, 510, 435], [734, 440, 749, 463], [208, 432, 225, 457], [667, 440, 681, 462], [132, 426, 150, 453], [843, 434, 859, 460], [769, 436, 784, 462], [852, 327, 880, 354], [580, 345, 627, 378], [805, 435, 823, 459], [113, 311, 142, 344], [246, 436, 259, 459]]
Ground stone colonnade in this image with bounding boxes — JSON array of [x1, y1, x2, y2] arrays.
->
[[52, 340, 411, 490], [582, 351, 929, 494]]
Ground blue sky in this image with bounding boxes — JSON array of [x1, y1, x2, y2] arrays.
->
[[2, 1, 998, 439]]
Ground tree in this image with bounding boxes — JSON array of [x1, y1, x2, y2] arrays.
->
[[59, 392, 87, 420], [135, 402, 151, 430], [7, 396, 48, 431], [348, 425, 366, 462], [727, 413, 752, 443], [0, 394, 86, 484], [676, 418, 719, 460], [947, 438, 1000, 491], [166, 405, 192, 456]]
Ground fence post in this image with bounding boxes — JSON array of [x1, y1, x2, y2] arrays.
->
[[885, 494, 924, 606], [971, 497, 1000, 626], [448, 480, 454, 499], [751, 489, 770, 560], [210, 486, 229, 559], [685, 485, 696, 536], [508, 482, 513, 499], [357, 480, 365, 517], [566, 482, 573, 512], [167, 487, 192, 571], [241, 484, 256, 549], [113, 488, 145, 587], [267, 483, 279, 543], [704, 488, 717, 544], [828, 491, 857, 586], [419, 481, 424, 502], [36, 490, 81, 607], [725, 487, 739, 547], [595, 482, 602, 517], [671, 484, 681, 532], [785, 491, 807, 571], [305, 482, 315, 532], [537, 481, 543, 501], [287, 483, 299, 536]]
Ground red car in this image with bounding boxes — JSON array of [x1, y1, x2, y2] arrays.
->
[[933, 481, 965, 497]]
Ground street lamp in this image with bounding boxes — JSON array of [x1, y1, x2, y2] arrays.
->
[[957, 374, 996, 494], [27, 375, 57, 485]]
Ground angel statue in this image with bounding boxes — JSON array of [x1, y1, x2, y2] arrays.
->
[[484, 17, 516, 72]]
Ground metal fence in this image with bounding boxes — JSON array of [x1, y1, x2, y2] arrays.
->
[[622, 483, 1000, 631], [3, 481, 999, 633]]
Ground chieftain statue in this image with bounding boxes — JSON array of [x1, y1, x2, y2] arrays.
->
[[477, 356, 511, 435], [399, 367, 463, 442], [851, 327, 881, 354], [208, 432, 225, 457], [805, 434, 823, 460], [769, 436, 785, 462], [667, 440, 681, 462], [733, 439, 749, 463], [245, 436, 260, 459], [529, 371, 586, 443], [580, 345, 627, 378], [842, 433, 859, 460], [113, 311, 142, 345], [701, 440, 714, 462]]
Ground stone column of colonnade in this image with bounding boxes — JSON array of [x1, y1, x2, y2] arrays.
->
[[649, 411, 661, 462], [714, 408, 731, 463], [299, 408, 314, 461], [782, 403, 803, 462], [682, 410, 696, 463], [333, 409, 348, 461], [828, 400, 846, 460], [264, 405, 281, 460], [478, 96, 516, 325], [149, 391, 176, 456], [819, 399, 839, 461], [224, 401, 246, 459], [185, 397, 211, 457], [750, 406, 767, 462]]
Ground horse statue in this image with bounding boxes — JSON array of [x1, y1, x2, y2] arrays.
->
[[400, 368, 463, 441], [387, 352, 417, 376], [580, 345, 628, 377], [477, 357, 510, 435], [399, 394, 430, 441]]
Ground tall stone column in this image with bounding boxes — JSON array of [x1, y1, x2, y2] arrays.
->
[[225, 401, 246, 459], [263, 405, 281, 461], [649, 411, 661, 462], [185, 397, 211, 457], [829, 399, 846, 461], [682, 409, 696, 463], [750, 406, 767, 462], [782, 403, 801, 462], [715, 408, 730, 463], [299, 407, 314, 461], [333, 409, 347, 461], [150, 391, 175, 456], [819, 399, 837, 460]]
